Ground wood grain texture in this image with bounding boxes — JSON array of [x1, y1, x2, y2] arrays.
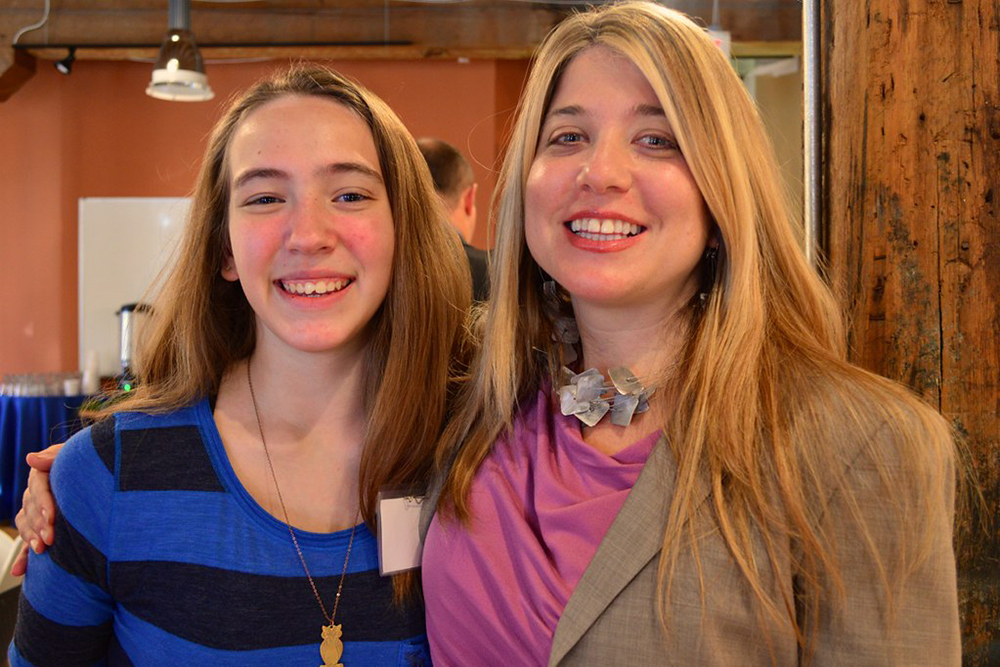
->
[[824, 0, 1000, 662]]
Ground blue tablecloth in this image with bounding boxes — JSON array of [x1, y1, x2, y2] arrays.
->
[[0, 395, 86, 522]]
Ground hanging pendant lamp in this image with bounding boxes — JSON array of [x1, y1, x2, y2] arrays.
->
[[146, 0, 214, 101]]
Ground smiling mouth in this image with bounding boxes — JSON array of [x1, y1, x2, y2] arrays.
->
[[567, 218, 645, 241], [278, 278, 353, 297]]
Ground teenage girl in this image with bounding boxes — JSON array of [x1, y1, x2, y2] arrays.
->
[[9, 65, 469, 665]]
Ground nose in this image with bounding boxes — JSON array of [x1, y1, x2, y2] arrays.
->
[[576, 138, 633, 193], [286, 194, 336, 254]]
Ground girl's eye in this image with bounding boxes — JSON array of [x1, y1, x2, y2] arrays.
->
[[245, 195, 282, 206], [336, 192, 369, 203]]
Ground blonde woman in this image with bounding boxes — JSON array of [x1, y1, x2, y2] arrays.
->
[[422, 2, 959, 664], [10, 65, 468, 665]]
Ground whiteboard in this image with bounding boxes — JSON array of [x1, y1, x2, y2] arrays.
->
[[78, 197, 190, 377]]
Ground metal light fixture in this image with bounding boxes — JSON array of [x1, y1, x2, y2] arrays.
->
[[55, 47, 75, 75], [146, 0, 213, 102]]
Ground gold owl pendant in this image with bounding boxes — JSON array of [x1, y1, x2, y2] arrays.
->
[[320, 622, 344, 667]]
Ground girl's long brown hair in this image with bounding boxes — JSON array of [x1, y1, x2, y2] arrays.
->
[[437, 2, 956, 658], [96, 65, 472, 597]]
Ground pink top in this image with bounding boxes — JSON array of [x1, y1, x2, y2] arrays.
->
[[422, 389, 659, 666]]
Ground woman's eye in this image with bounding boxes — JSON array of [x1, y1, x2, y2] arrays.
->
[[551, 131, 585, 145], [639, 134, 680, 151]]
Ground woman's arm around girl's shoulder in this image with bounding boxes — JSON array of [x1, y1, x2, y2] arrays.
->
[[8, 417, 118, 666]]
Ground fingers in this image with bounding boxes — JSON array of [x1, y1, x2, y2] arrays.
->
[[16, 468, 57, 553], [25, 442, 64, 473], [9, 544, 30, 578], [14, 503, 43, 559], [11, 443, 63, 575]]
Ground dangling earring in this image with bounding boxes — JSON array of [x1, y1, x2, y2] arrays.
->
[[698, 246, 719, 306], [542, 278, 579, 364]]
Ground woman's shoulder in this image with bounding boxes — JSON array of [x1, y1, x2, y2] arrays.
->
[[787, 365, 954, 483]]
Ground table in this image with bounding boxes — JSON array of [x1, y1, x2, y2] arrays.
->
[[0, 395, 86, 522]]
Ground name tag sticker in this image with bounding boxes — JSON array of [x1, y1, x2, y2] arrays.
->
[[376, 492, 426, 576]]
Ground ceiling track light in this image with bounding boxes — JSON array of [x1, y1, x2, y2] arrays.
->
[[55, 46, 76, 75], [146, 0, 214, 102]]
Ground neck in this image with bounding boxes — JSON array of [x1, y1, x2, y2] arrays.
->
[[563, 299, 691, 456], [572, 299, 690, 385], [211, 337, 370, 532], [245, 339, 368, 440]]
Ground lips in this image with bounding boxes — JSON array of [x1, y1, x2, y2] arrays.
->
[[567, 217, 644, 241], [277, 278, 352, 296]]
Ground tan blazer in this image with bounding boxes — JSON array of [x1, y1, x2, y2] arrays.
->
[[549, 434, 961, 666], [422, 429, 960, 666]]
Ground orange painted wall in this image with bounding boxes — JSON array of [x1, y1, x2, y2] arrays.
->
[[0, 57, 527, 375]]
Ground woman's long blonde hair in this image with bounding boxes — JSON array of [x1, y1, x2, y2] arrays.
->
[[98, 67, 471, 594], [438, 2, 954, 656]]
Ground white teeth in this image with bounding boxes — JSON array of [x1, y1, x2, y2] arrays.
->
[[569, 218, 642, 238], [281, 279, 349, 296], [578, 232, 628, 241]]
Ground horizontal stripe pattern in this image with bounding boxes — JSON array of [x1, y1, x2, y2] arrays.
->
[[20, 551, 113, 627], [49, 426, 115, 555], [107, 492, 381, 575], [90, 416, 116, 474], [110, 561, 424, 649], [48, 511, 109, 591], [14, 594, 112, 666], [111, 605, 430, 666], [11, 400, 430, 665], [119, 425, 224, 492]]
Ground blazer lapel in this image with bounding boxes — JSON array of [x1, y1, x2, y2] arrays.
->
[[548, 435, 710, 665]]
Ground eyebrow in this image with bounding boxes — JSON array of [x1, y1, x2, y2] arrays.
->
[[321, 161, 384, 184], [232, 162, 384, 190], [545, 102, 666, 120]]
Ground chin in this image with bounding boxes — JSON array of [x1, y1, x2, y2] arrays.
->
[[280, 329, 368, 355], [557, 276, 634, 305]]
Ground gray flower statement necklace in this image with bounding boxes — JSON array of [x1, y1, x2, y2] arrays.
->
[[558, 365, 655, 427], [247, 361, 358, 667]]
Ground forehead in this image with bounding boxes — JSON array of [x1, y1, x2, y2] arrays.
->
[[548, 45, 659, 109], [227, 94, 381, 174]]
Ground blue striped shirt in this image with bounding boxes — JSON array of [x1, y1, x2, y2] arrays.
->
[[10, 399, 430, 666]]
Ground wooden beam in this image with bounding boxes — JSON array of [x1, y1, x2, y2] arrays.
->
[[24, 44, 541, 62], [4, 4, 567, 53], [0, 46, 35, 101], [24, 41, 800, 63], [1, 1, 802, 53], [824, 0, 1000, 661]]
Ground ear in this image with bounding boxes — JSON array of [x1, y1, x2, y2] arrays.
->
[[221, 254, 239, 282], [462, 183, 478, 218]]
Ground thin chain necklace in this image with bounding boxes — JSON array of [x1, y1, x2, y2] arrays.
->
[[247, 361, 359, 667]]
